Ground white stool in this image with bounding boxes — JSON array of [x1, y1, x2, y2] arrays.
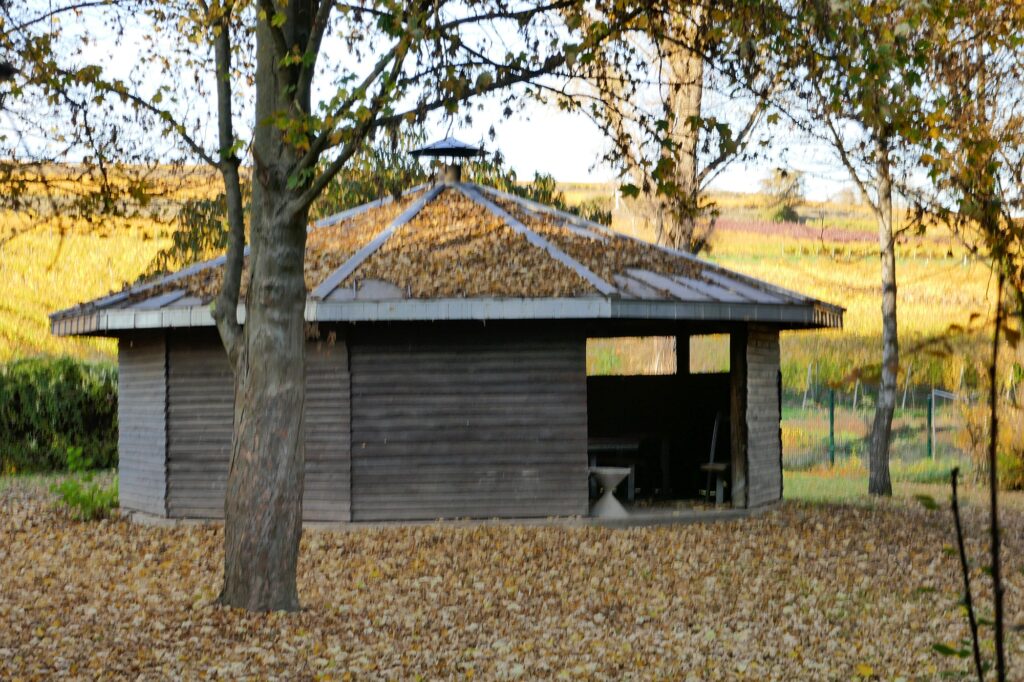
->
[[589, 466, 631, 518]]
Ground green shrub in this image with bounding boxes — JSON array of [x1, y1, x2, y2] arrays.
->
[[770, 204, 801, 223], [0, 357, 117, 473], [576, 198, 613, 226], [51, 447, 119, 520], [998, 450, 1024, 491]]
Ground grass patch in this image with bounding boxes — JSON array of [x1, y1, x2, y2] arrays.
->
[[0, 469, 116, 496], [784, 456, 962, 505], [785, 460, 1024, 512], [0, 470, 61, 492]]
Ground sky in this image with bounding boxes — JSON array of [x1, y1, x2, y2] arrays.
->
[[422, 97, 856, 203], [58, 5, 856, 204]]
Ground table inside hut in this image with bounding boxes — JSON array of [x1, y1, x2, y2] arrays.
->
[[587, 435, 673, 502]]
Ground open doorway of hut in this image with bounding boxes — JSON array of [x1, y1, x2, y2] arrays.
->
[[586, 334, 733, 507]]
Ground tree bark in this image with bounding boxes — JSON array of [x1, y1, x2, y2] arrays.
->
[[868, 147, 896, 496], [659, 11, 704, 251], [988, 269, 1006, 681], [218, 3, 313, 611]]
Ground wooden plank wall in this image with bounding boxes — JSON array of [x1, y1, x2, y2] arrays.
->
[[117, 334, 167, 517], [163, 332, 352, 521], [349, 326, 589, 521], [166, 334, 234, 518], [745, 325, 782, 507], [304, 336, 351, 522]]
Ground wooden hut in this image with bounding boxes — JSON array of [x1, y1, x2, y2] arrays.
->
[[51, 161, 842, 523]]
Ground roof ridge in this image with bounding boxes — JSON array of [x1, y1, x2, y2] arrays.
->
[[311, 183, 427, 229], [457, 183, 618, 297], [310, 183, 445, 300], [51, 185, 428, 320], [476, 183, 833, 309]]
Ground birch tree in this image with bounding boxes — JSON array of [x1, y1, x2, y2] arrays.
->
[[783, 0, 936, 496]]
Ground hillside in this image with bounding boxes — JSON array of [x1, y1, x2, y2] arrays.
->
[[0, 183, 998, 394], [0, 214, 169, 362]]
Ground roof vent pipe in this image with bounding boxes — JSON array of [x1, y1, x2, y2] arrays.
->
[[440, 163, 462, 183]]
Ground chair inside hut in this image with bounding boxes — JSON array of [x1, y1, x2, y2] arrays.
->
[[586, 330, 734, 507]]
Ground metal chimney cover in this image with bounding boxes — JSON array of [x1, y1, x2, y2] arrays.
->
[[409, 136, 486, 159]]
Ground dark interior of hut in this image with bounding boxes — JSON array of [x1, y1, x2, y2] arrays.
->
[[586, 337, 733, 506]]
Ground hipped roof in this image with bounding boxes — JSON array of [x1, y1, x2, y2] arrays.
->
[[50, 180, 843, 337]]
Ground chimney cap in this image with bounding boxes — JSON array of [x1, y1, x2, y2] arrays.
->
[[410, 136, 485, 159]]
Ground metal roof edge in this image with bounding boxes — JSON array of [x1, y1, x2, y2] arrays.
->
[[311, 298, 613, 321], [52, 296, 841, 334], [50, 303, 245, 337], [610, 299, 843, 328]]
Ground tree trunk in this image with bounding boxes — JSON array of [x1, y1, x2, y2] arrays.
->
[[218, 7, 313, 611], [868, 148, 896, 496], [659, 13, 704, 251]]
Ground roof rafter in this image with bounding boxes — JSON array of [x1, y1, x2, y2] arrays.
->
[[310, 183, 446, 300], [52, 186, 430, 319], [478, 184, 824, 307], [312, 183, 427, 229], [627, 269, 746, 304], [456, 183, 619, 297]]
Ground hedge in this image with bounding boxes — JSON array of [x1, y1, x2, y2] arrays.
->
[[0, 357, 117, 473]]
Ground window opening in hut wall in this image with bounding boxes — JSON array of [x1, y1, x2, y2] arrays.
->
[[585, 337, 676, 376], [689, 334, 730, 374]]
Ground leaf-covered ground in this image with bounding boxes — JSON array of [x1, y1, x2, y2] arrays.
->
[[2, 481, 1022, 681]]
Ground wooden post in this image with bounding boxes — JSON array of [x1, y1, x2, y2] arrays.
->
[[676, 334, 690, 376], [828, 389, 836, 466], [802, 362, 812, 410], [901, 359, 913, 411], [852, 378, 860, 411], [927, 390, 934, 460], [730, 330, 748, 508]]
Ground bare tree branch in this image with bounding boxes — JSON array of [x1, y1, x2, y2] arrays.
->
[[294, 39, 403, 173], [295, 0, 337, 105], [210, 2, 246, 367]]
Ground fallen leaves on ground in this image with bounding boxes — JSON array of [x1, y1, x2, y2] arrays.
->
[[2, 482, 1022, 681]]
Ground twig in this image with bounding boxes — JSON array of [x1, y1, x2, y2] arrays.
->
[[951, 466, 985, 682]]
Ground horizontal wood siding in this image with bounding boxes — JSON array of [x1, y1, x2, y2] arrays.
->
[[746, 325, 782, 507], [166, 335, 234, 518], [350, 329, 588, 521], [118, 334, 167, 516], [165, 332, 352, 521], [304, 338, 351, 522]]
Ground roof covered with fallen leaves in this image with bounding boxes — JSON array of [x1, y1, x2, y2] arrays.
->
[[50, 180, 844, 335]]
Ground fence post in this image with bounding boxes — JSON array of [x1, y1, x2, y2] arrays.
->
[[927, 390, 934, 460], [802, 363, 812, 410], [901, 360, 913, 411], [829, 388, 836, 466]]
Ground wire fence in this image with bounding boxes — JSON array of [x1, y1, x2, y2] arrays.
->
[[782, 383, 974, 470]]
